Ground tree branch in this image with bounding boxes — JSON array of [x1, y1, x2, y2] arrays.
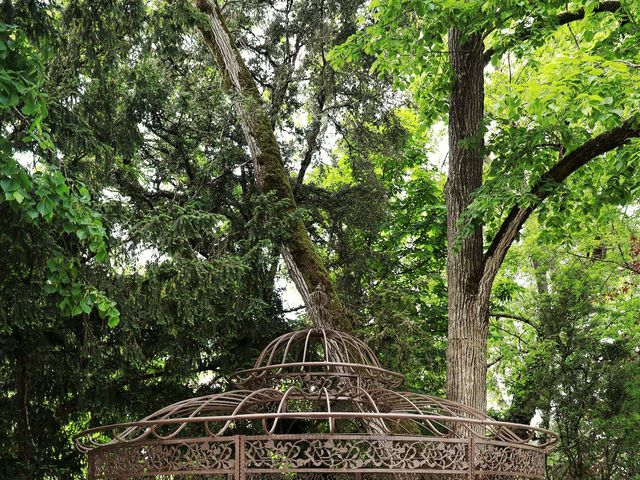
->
[[483, 1, 622, 64], [114, 168, 181, 206], [487, 354, 503, 369], [490, 312, 531, 324], [556, 0, 622, 24], [194, 0, 349, 329], [564, 250, 640, 274], [482, 117, 640, 285], [294, 88, 327, 195]]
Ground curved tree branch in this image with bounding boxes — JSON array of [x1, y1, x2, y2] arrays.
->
[[556, 0, 622, 24], [483, 1, 623, 65], [482, 117, 640, 285]]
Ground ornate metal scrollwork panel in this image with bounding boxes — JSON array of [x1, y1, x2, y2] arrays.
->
[[474, 442, 546, 479], [89, 439, 236, 478], [246, 475, 468, 480], [244, 436, 469, 473]]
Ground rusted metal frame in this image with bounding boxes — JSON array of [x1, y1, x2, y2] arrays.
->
[[235, 435, 244, 480], [474, 439, 547, 479], [387, 390, 452, 437], [234, 361, 404, 381], [77, 411, 558, 439], [262, 332, 292, 368], [77, 327, 555, 479], [75, 411, 559, 449], [369, 388, 536, 443], [474, 438, 553, 453], [243, 434, 471, 475], [320, 328, 330, 363], [144, 390, 253, 420], [236, 371, 403, 391], [84, 434, 545, 478], [301, 329, 314, 365], [109, 468, 236, 477], [88, 437, 237, 479], [336, 329, 354, 363], [240, 433, 470, 442], [280, 330, 300, 368], [244, 469, 470, 475], [252, 329, 384, 368], [322, 387, 336, 433], [469, 436, 475, 480], [217, 389, 284, 436]]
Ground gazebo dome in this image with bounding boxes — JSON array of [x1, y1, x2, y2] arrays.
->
[[76, 328, 557, 479], [231, 328, 404, 391]]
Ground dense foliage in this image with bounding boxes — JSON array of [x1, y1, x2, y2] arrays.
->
[[490, 217, 640, 478], [0, 0, 638, 479]]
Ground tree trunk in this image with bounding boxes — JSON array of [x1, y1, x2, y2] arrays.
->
[[445, 29, 489, 413], [15, 343, 35, 472], [194, 0, 347, 330]]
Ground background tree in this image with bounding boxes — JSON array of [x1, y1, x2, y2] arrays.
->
[[488, 213, 640, 479], [334, 0, 640, 412]]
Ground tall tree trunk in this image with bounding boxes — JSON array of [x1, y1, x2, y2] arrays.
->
[[194, 0, 346, 330], [445, 29, 489, 413], [15, 343, 35, 471]]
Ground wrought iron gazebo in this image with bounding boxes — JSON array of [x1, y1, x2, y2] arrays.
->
[[75, 328, 557, 479]]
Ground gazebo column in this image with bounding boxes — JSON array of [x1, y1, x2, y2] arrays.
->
[[235, 435, 246, 480], [468, 436, 476, 479]]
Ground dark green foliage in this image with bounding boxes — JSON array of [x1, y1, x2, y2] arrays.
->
[[0, 3, 293, 477], [1, 0, 639, 478]]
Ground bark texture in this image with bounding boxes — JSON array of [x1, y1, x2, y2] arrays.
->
[[445, 29, 488, 414], [194, 0, 347, 330], [446, 24, 639, 414]]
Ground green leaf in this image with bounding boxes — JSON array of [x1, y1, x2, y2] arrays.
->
[[21, 101, 36, 115], [107, 315, 120, 328]]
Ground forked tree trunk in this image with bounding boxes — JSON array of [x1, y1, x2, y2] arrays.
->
[[445, 29, 490, 414], [194, 0, 347, 330], [443, 24, 640, 413], [195, 4, 638, 418]]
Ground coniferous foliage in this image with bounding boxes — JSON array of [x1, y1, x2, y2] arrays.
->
[[0, 0, 638, 479]]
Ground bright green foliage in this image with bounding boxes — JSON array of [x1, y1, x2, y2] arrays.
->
[[332, 0, 640, 476], [472, 10, 640, 243], [490, 216, 640, 478], [0, 21, 118, 326], [334, 1, 640, 248]]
